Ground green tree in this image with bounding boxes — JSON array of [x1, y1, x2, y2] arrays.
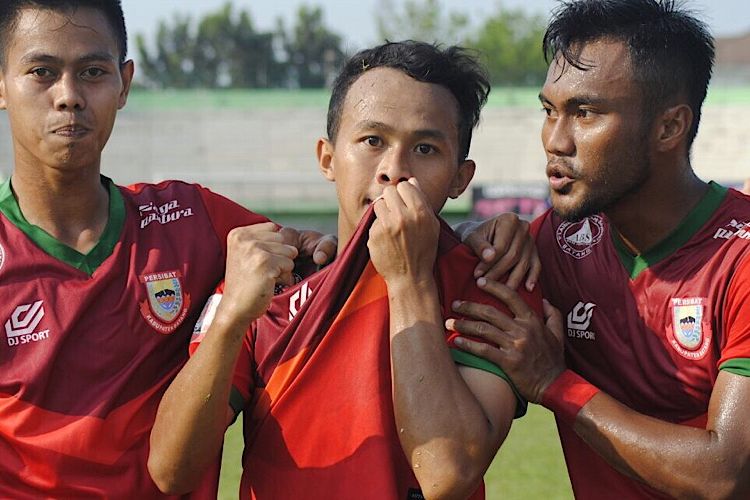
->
[[466, 6, 548, 86], [278, 5, 345, 88], [136, 2, 286, 88], [375, 0, 470, 44]]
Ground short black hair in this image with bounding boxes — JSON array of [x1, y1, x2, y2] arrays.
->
[[543, 0, 714, 146], [327, 41, 490, 161], [0, 0, 127, 66]]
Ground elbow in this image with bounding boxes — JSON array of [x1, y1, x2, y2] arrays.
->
[[415, 453, 485, 500], [147, 452, 197, 496]]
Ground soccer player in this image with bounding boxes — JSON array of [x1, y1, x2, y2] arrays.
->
[[450, 0, 750, 498], [0, 1, 343, 496], [149, 41, 541, 499]]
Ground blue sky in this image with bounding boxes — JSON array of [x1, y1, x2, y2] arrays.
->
[[123, 0, 748, 59]]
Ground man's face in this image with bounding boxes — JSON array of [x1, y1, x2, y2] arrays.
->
[[318, 67, 474, 244], [540, 39, 652, 221], [0, 7, 133, 172]]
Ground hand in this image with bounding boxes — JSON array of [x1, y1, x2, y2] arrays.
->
[[368, 178, 439, 285], [279, 227, 337, 266], [446, 279, 565, 403], [458, 213, 540, 291], [221, 222, 298, 324]]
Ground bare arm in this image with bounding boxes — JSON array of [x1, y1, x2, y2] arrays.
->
[[148, 223, 297, 494], [450, 280, 750, 499], [370, 180, 516, 499]]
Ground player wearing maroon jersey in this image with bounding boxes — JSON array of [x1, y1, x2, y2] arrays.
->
[[149, 41, 540, 499], [0, 1, 346, 497], [450, 1, 750, 498]]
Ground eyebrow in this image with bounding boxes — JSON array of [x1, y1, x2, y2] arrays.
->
[[538, 92, 608, 109], [19, 51, 116, 66], [354, 120, 449, 141]]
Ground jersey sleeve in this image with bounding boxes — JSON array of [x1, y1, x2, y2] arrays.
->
[[197, 185, 271, 258], [719, 254, 750, 376], [437, 232, 544, 418], [190, 281, 255, 417]]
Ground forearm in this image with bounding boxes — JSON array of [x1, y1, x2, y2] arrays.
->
[[148, 308, 248, 494], [388, 278, 497, 499], [554, 371, 750, 498]]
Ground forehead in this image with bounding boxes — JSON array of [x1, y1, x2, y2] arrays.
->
[[542, 39, 640, 102], [5, 7, 119, 62], [340, 67, 461, 136]]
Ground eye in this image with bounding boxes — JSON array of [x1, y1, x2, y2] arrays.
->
[[81, 67, 106, 79], [575, 108, 592, 118], [364, 136, 382, 147], [415, 143, 436, 155], [30, 67, 53, 78]]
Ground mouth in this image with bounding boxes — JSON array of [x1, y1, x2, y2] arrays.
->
[[52, 125, 91, 138], [546, 161, 576, 193]]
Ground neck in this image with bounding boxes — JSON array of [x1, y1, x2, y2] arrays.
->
[[11, 165, 110, 254], [606, 163, 708, 255]]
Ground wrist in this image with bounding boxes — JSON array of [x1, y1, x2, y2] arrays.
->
[[383, 274, 437, 295], [541, 369, 600, 427]]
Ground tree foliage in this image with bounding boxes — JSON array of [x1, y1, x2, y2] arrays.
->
[[375, 0, 470, 45], [134, 0, 548, 88], [466, 6, 548, 86], [136, 2, 343, 89]]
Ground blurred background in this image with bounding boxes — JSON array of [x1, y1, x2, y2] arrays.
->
[[1, 0, 746, 232]]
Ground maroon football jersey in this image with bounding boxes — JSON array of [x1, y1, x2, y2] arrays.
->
[[0, 177, 266, 498], [192, 207, 541, 499], [533, 182, 750, 499]]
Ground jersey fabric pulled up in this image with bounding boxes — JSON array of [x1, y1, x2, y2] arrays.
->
[[0, 177, 266, 499], [533, 182, 750, 499], [192, 205, 541, 499]]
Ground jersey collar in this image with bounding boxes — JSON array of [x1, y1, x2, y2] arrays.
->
[[613, 181, 728, 280], [0, 176, 125, 275]]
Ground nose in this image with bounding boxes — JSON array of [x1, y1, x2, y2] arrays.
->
[[376, 147, 411, 186], [542, 115, 575, 157], [53, 72, 86, 111]]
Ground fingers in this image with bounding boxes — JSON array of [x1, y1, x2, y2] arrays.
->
[[543, 299, 565, 343], [474, 278, 535, 320], [525, 246, 541, 292], [451, 298, 517, 331], [311, 234, 337, 265]]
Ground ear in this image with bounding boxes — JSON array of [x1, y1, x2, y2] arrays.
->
[[317, 137, 336, 182], [448, 159, 476, 199], [0, 73, 6, 110], [654, 104, 692, 153], [117, 60, 135, 109]]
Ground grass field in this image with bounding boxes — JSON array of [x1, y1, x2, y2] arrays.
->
[[217, 404, 573, 499]]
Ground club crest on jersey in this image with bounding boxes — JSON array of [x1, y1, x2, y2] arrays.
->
[[669, 297, 711, 360], [139, 270, 191, 334], [556, 216, 604, 259]]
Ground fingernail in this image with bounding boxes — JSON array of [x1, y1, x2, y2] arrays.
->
[[314, 251, 326, 263], [452, 300, 462, 310], [543, 298, 550, 306], [445, 318, 455, 330], [473, 267, 483, 278], [526, 279, 536, 292], [482, 248, 495, 260], [477, 277, 487, 287], [453, 337, 465, 347]]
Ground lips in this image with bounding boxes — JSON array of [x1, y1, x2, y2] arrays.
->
[[546, 160, 576, 192], [52, 124, 90, 138]]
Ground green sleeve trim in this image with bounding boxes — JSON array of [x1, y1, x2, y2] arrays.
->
[[719, 358, 750, 377], [450, 349, 528, 418]]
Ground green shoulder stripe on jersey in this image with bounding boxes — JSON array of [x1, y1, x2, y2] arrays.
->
[[613, 181, 728, 279], [0, 176, 125, 275], [451, 348, 528, 418], [719, 358, 750, 377]]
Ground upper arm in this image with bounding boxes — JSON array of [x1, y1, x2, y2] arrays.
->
[[457, 365, 516, 456]]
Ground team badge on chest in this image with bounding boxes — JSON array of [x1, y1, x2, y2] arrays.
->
[[139, 270, 191, 334], [668, 297, 711, 360]]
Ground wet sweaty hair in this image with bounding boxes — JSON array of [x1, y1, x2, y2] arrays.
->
[[543, 0, 714, 147], [326, 41, 490, 161], [0, 0, 127, 67]]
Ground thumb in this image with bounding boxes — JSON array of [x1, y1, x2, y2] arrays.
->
[[543, 299, 565, 343]]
